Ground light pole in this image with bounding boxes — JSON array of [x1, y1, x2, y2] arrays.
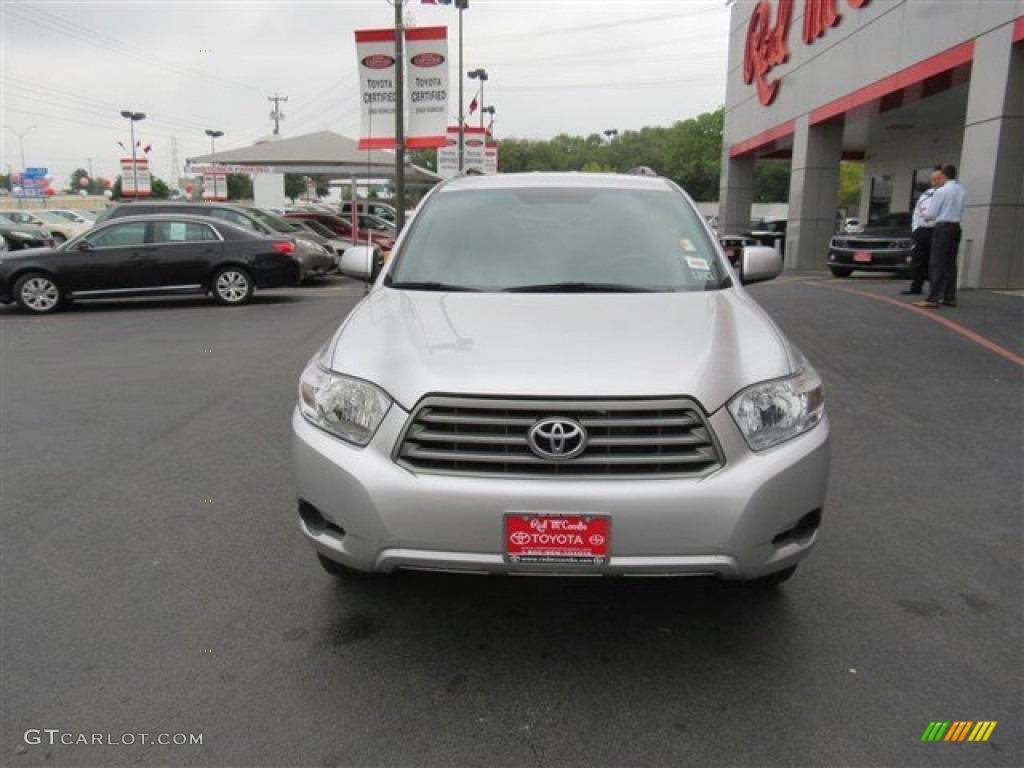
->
[[468, 68, 488, 129], [456, 0, 469, 171], [4, 124, 37, 171], [205, 129, 224, 200], [481, 106, 495, 137], [120, 110, 146, 197]]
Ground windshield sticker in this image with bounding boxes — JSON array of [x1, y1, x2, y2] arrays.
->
[[679, 238, 697, 252], [686, 257, 710, 271], [691, 270, 715, 281]]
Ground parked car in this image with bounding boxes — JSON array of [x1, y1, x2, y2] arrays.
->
[[289, 219, 354, 261], [45, 209, 98, 227], [748, 218, 787, 254], [293, 172, 829, 586], [0, 215, 301, 314], [842, 217, 862, 234], [284, 211, 395, 252], [718, 234, 760, 270], [0, 220, 55, 250], [339, 200, 396, 223], [30, 211, 92, 241], [826, 212, 913, 278], [94, 202, 335, 282]]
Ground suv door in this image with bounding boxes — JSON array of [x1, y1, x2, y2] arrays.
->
[[61, 220, 150, 292], [143, 220, 223, 288]]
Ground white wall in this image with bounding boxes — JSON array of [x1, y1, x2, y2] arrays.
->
[[253, 173, 285, 210]]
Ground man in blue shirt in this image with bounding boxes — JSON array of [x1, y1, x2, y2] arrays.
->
[[901, 166, 942, 295], [915, 164, 966, 308]]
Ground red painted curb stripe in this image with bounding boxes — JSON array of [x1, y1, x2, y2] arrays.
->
[[808, 282, 1024, 367]]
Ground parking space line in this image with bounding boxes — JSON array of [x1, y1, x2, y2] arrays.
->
[[806, 281, 1024, 367]]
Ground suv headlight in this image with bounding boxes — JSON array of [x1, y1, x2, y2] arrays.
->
[[298, 361, 392, 446], [728, 364, 825, 451]]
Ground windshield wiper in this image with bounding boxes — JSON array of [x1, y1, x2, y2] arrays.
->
[[388, 281, 482, 292], [501, 282, 658, 293]]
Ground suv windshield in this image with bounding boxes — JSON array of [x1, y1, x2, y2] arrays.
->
[[390, 186, 726, 292]]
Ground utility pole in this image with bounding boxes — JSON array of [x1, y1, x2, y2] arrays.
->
[[394, 0, 406, 232], [87, 157, 94, 178], [170, 137, 181, 189], [268, 93, 288, 135]]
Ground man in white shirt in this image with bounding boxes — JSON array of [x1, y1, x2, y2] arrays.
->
[[915, 164, 967, 308], [901, 166, 942, 296]]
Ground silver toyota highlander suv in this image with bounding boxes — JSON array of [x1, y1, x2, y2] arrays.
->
[[292, 173, 829, 585]]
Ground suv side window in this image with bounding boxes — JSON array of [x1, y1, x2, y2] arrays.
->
[[152, 221, 219, 243], [209, 209, 261, 233], [86, 221, 149, 248]]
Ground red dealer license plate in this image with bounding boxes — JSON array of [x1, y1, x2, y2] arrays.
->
[[504, 514, 610, 565], [853, 251, 872, 263]]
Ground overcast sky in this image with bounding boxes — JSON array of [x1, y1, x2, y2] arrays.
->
[[1, 0, 730, 187]]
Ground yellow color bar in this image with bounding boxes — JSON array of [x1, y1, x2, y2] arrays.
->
[[979, 722, 997, 742]]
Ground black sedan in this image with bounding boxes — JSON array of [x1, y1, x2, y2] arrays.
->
[[1, 220, 55, 251], [826, 212, 913, 277], [0, 215, 301, 314]]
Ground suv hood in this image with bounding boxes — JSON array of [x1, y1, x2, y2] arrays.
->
[[324, 289, 793, 414]]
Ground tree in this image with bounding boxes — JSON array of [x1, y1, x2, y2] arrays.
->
[[838, 161, 864, 208], [227, 174, 253, 201], [284, 174, 307, 202], [753, 161, 791, 203], [67, 167, 104, 195]]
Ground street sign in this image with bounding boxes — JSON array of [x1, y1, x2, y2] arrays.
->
[[23, 167, 48, 177]]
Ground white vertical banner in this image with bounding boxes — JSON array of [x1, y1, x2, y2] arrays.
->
[[485, 141, 498, 175], [404, 26, 449, 149], [463, 126, 487, 173], [436, 125, 460, 179], [355, 28, 397, 150], [201, 170, 228, 201], [120, 158, 151, 197]]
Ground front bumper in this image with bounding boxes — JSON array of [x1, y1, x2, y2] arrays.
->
[[291, 403, 830, 580], [828, 246, 913, 272]]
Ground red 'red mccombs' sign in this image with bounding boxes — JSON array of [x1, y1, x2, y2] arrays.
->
[[743, 0, 872, 106]]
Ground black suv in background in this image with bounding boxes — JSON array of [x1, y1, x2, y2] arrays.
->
[[95, 202, 336, 281], [826, 212, 913, 278]]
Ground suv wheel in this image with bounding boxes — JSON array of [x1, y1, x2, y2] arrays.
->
[[14, 273, 63, 314], [212, 267, 254, 305]]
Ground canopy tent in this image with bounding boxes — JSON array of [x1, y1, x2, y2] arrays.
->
[[185, 130, 441, 184]]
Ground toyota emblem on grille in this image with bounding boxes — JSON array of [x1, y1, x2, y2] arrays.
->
[[527, 417, 588, 460]]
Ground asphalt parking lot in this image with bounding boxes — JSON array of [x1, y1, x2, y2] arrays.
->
[[2, 273, 1021, 768]]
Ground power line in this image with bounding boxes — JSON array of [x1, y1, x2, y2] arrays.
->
[[4, 4, 266, 98]]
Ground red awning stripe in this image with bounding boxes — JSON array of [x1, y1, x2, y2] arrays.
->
[[810, 40, 974, 125]]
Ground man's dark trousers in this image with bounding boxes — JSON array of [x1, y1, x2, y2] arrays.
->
[[927, 222, 961, 303], [909, 226, 933, 293]]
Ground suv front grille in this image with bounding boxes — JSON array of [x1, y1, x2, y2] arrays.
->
[[395, 396, 722, 478]]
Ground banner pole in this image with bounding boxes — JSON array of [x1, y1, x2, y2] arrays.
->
[[394, 0, 406, 232]]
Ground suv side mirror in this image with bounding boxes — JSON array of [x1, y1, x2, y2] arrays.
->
[[740, 246, 783, 285], [76, 240, 94, 252], [339, 245, 379, 282]]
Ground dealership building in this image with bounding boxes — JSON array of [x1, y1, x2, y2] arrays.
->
[[719, 0, 1023, 288]]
